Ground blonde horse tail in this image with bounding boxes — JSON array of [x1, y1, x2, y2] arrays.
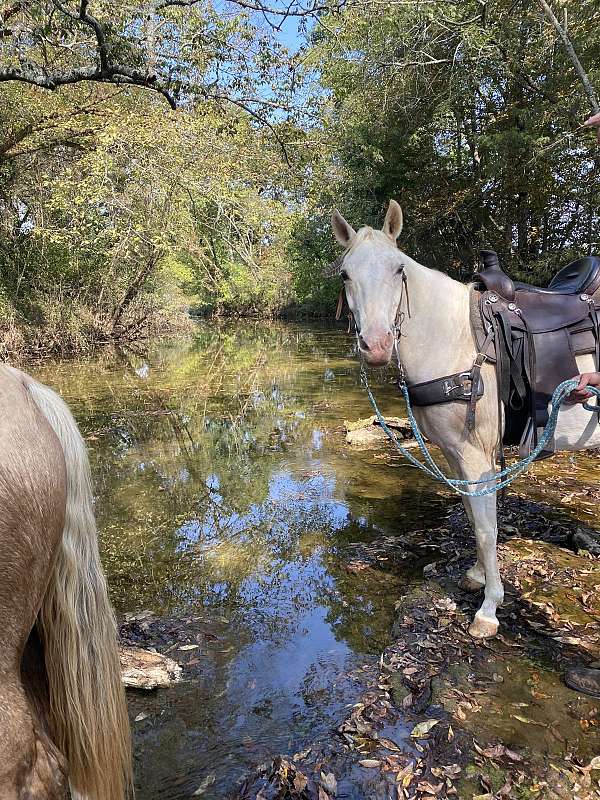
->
[[24, 375, 132, 800]]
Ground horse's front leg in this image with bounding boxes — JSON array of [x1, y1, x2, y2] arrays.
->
[[460, 546, 486, 590], [459, 500, 486, 591], [445, 447, 504, 638]]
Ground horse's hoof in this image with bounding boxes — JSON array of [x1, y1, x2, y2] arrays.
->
[[459, 575, 485, 592], [468, 615, 498, 639]]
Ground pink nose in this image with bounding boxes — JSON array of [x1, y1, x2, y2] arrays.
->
[[358, 329, 393, 366]]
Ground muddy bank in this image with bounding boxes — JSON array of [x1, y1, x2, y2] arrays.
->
[[226, 497, 600, 800]]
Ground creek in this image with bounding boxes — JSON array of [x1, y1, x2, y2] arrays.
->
[[31, 320, 600, 799]]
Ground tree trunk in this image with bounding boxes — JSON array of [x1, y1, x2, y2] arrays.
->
[[111, 249, 162, 334]]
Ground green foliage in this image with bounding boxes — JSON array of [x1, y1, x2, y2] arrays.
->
[[1, 0, 600, 356], [0, 84, 297, 354], [299, 0, 600, 283]]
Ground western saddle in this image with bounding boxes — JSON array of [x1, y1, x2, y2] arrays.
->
[[472, 250, 600, 456]]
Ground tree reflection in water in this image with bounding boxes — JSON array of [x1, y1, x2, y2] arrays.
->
[[31, 321, 444, 799]]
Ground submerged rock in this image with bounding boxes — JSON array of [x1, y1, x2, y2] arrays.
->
[[499, 537, 600, 657], [120, 645, 183, 690], [572, 527, 600, 556]]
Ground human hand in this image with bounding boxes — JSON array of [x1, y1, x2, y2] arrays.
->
[[568, 372, 600, 404], [584, 111, 600, 143]]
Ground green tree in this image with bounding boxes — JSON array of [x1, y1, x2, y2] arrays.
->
[[296, 0, 600, 291], [0, 0, 309, 354]]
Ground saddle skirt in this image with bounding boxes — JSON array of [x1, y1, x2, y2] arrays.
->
[[471, 251, 600, 457]]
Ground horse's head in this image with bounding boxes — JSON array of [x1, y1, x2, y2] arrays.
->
[[331, 200, 405, 367]]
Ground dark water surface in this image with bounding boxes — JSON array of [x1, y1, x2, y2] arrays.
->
[[32, 321, 443, 799]]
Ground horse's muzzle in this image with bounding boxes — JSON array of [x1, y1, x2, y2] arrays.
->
[[358, 329, 394, 367]]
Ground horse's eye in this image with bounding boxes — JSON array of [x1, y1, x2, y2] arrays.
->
[[341, 270, 350, 281]]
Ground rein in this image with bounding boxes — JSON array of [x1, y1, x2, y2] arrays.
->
[[336, 267, 599, 497], [361, 367, 597, 496]]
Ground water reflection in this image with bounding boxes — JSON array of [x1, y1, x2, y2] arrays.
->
[[32, 321, 444, 799]]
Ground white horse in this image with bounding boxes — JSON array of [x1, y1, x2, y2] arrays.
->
[[331, 200, 600, 638]]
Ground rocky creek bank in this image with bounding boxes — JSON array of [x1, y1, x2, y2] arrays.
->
[[228, 496, 600, 800]]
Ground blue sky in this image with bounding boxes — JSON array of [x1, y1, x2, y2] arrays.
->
[[275, 15, 304, 51]]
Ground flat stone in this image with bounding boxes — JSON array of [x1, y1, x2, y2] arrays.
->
[[344, 414, 419, 449], [120, 645, 183, 690]]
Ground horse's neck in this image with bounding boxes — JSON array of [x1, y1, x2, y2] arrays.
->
[[399, 258, 474, 384]]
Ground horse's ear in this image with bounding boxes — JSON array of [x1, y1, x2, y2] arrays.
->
[[382, 200, 403, 241], [331, 209, 356, 247]]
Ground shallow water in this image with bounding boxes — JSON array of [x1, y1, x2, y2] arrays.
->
[[32, 321, 444, 799], [30, 320, 600, 798]]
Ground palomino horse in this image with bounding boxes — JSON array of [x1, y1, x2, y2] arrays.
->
[[0, 365, 131, 798], [331, 200, 600, 639]]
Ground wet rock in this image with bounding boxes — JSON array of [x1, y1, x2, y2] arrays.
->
[[120, 645, 183, 690], [388, 673, 412, 707], [344, 415, 419, 449], [571, 527, 600, 556]]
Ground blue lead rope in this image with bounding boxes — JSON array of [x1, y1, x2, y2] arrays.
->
[[360, 367, 600, 497]]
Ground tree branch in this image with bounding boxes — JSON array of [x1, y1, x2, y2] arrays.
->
[[51, 0, 110, 73], [0, 0, 326, 113], [538, 0, 599, 114], [156, 0, 337, 16], [0, 63, 178, 108], [491, 38, 558, 103], [207, 93, 291, 165]]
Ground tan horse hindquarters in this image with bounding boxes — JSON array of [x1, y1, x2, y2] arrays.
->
[[0, 365, 68, 798], [0, 365, 132, 800]]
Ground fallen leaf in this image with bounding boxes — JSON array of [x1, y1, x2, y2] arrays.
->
[[511, 714, 547, 727], [505, 748, 523, 762], [379, 737, 401, 752], [443, 764, 461, 777], [193, 774, 216, 796], [358, 759, 380, 769], [411, 719, 439, 738], [482, 744, 505, 759], [320, 771, 337, 795], [178, 644, 199, 651], [531, 689, 550, 699], [417, 780, 443, 794], [134, 711, 149, 722], [294, 773, 308, 791]]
